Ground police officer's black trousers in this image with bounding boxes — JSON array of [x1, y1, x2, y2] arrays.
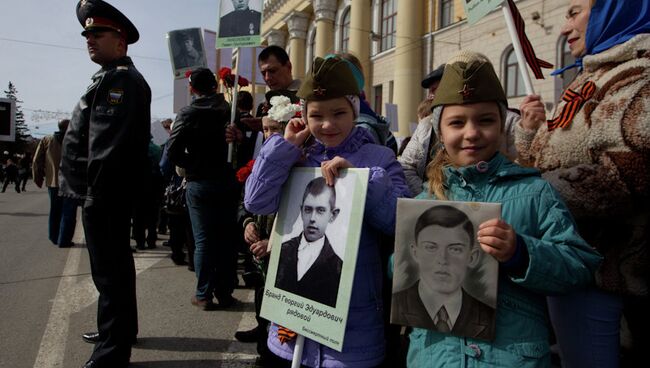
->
[[82, 200, 138, 366]]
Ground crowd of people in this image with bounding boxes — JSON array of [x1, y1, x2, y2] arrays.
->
[[1, 153, 31, 193], [13, 0, 648, 367]]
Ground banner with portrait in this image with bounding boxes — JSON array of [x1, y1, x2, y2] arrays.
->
[[260, 167, 369, 351], [463, 0, 504, 25], [167, 28, 208, 79], [391, 199, 500, 341], [216, 0, 262, 48]]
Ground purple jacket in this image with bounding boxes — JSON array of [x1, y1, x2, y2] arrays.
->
[[245, 127, 410, 367]]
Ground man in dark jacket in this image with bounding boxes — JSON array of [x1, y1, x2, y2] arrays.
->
[[167, 68, 239, 311], [58, 1, 151, 367]]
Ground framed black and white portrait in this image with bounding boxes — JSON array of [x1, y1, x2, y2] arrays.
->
[[260, 167, 369, 351], [167, 28, 207, 79], [391, 199, 500, 341]]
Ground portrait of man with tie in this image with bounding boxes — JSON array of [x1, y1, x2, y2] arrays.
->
[[391, 204, 496, 340], [274, 177, 343, 308]]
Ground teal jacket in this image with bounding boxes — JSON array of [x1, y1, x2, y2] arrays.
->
[[406, 153, 602, 368]]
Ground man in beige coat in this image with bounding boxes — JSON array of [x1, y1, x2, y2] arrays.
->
[[33, 118, 78, 247]]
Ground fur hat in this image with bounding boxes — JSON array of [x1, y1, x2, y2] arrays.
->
[[297, 56, 361, 119]]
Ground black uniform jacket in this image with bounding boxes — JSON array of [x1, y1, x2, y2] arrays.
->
[[59, 56, 151, 203]]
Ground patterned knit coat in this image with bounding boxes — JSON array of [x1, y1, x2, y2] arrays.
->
[[516, 34, 650, 297]]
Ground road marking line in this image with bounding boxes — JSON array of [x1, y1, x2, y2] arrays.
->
[[222, 288, 259, 367], [33, 217, 167, 368], [33, 221, 87, 368]]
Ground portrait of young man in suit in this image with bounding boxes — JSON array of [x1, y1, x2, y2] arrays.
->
[[392, 205, 496, 340], [275, 177, 343, 308]]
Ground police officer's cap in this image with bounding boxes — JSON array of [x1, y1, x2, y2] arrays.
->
[[421, 64, 445, 89], [77, 0, 139, 44]]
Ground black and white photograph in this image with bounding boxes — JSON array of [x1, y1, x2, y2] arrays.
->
[[391, 199, 500, 341], [274, 176, 344, 308], [167, 28, 207, 78], [217, 0, 262, 38], [260, 167, 368, 351]]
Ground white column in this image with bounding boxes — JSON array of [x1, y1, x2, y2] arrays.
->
[[393, 0, 424, 136], [286, 11, 310, 80], [349, 0, 372, 96], [265, 29, 287, 49], [313, 0, 337, 58]]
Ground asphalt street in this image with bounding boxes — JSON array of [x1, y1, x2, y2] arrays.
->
[[0, 186, 258, 368]]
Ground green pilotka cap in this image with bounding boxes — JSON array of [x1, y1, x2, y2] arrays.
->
[[297, 56, 360, 101], [432, 51, 507, 108]]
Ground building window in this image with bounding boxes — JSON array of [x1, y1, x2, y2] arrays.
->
[[440, 0, 454, 28], [374, 85, 383, 115], [504, 47, 526, 97], [380, 0, 397, 52], [560, 36, 578, 89], [340, 7, 351, 52]]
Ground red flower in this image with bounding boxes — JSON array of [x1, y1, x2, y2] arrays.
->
[[219, 67, 249, 88], [236, 159, 255, 183], [218, 67, 231, 81]]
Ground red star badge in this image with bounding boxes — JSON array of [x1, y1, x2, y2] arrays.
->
[[313, 86, 326, 96], [458, 84, 475, 99]]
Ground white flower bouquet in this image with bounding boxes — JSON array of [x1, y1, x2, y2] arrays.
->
[[267, 95, 301, 122]]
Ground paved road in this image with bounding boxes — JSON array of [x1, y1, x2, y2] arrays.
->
[[0, 187, 257, 368]]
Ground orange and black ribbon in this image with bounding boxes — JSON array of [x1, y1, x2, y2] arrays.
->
[[547, 81, 597, 131], [277, 325, 297, 344], [506, 0, 553, 79]]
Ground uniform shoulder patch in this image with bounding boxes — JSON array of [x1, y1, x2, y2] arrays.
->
[[116, 66, 129, 71], [108, 88, 124, 105]]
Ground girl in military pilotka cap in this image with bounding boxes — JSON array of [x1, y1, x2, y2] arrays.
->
[[401, 51, 602, 367], [244, 56, 409, 367]]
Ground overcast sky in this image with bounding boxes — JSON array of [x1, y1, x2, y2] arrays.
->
[[0, 0, 227, 137]]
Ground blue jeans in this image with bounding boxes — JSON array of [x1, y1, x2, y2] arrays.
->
[[48, 187, 79, 247], [185, 179, 238, 301], [547, 288, 623, 368]]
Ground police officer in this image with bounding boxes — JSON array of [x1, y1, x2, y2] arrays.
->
[[59, 1, 151, 367], [218, 0, 261, 38]]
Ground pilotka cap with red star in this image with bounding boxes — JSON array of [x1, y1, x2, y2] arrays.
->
[[431, 51, 507, 108], [297, 56, 360, 101], [297, 56, 362, 119], [76, 0, 139, 44]]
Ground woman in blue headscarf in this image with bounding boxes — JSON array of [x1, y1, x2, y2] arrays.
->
[[516, 0, 650, 366]]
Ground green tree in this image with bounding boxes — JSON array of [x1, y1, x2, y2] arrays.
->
[[1, 82, 31, 154]]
